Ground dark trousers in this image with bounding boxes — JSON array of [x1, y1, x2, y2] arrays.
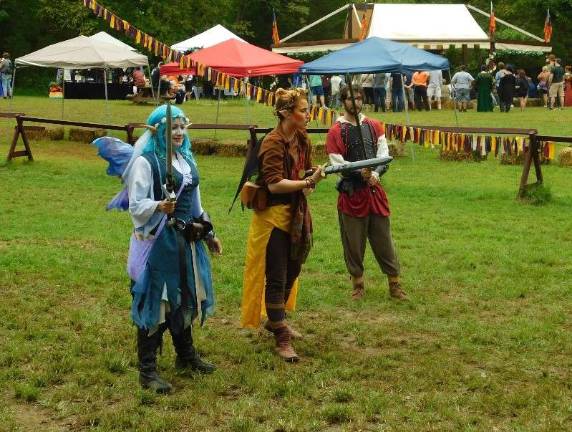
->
[[374, 87, 387, 112], [500, 96, 512, 112], [391, 88, 404, 112], [265, 228, 302, 323], [363, 87, 374, 105], [338, 211, 400, 278], [414, 86, 429, 110]]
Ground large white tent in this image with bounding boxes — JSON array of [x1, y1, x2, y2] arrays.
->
[[171, 24, 245, 52], [89, 31, 137, 52], [273, 3, 550, 55], [14, 35, 150, 116], [367, 4, 488, 49], [16, 35, 148, 69]]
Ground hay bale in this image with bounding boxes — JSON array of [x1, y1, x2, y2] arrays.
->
[[500, 152, 525, 165], [23, 126, 47, 141], [388, 142, 405, 158], [47, 127, 65, 140], [68, 128, 107, 143], [439, 150, 472, 161], [558, 147, 572, 167], [215, 142, 247, 157], [311, 144, 327, 159], [191, 139, 217, 155]]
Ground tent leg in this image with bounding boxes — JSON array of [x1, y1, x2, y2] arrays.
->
[[8, 66, 16, 111], [156, 78, 161, 105], [214, 89, 221, 140], [400, 78, 415, 161], [449, 68, 460, 128], [148, 65, 155, 99], [61, 74, 65, 120], [103, 68, 110, 125], [401, 78, 410, 126]]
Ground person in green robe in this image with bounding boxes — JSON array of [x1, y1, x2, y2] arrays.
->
[[475, 65, 494, 112]]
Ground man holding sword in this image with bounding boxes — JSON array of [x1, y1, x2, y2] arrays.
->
[[326, 84, 406, 300]]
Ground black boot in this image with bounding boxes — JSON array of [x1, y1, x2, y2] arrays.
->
[[137, 328, 172, 394], [172, 325, 216, 374]]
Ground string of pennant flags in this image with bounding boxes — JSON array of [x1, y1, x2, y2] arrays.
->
[[81, 0, 341, 124], [82, 1, 556, 160], [384, 124, 556, 160]]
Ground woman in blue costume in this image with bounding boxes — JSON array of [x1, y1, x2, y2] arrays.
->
[[120, 104, 222, 393]]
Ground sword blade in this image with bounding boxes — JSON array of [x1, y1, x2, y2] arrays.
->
[[165, 102, 174, 195], [324, 156, 393, 175]]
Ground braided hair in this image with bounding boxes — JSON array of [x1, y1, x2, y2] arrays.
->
[[273, 87, 308, 120]]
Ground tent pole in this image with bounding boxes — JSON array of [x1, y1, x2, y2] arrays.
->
[[449, 68, 460, 128], [400, 74, 414, 161], [148, 65, 155, 99], [280, 4, 350, 44], [8, 65, 16, 111], [401, 74, 410, 126], [61, 73, 65, 120], [157, 78, 161, 106], [103, 68, 110, 124], [214, 87, 221, 140]]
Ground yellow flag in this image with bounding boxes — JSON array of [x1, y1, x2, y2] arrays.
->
[[549, 142, 555, 159]]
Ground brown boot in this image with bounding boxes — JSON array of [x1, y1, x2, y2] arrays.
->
[[274, 326, 299, 362], [351, 276, 365, 300], [389, 281, 407, 300], [264, 321, 303, 339]]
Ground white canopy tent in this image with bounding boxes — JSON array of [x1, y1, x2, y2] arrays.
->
[[171, 24, 245, 52], [367, 4, 489, 49], [273, 3, 551, 55], [15, 35, 148, 69], [14, 35, 150, 117], [89, 31, 137, 51]]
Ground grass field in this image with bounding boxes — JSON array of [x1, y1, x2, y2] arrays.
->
[[1, 97, 572, 431]]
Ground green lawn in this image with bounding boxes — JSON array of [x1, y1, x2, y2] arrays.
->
[[1, 97, 572, 431]]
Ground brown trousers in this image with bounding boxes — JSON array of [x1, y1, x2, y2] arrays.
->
[[338, 211, 400, 278]]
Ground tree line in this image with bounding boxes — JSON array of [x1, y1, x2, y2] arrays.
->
[[1, 0, 570, 71]]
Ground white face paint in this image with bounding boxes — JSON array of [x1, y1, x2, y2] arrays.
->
[[171, 118, 186, 148]]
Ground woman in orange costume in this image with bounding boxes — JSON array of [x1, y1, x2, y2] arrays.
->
[[241, 88, 324, 362]]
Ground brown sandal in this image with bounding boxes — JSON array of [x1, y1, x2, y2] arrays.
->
[[351, 276, 365, 300], [389, 281, 407, 300]]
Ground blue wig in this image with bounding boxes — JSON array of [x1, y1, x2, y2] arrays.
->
[[146, 104, 195, 163]]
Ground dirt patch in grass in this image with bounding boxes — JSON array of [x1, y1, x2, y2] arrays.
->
[[7, 398, 71, 432]]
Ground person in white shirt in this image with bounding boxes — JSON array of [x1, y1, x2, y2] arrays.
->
[[427, 69, 444, 110], [329, 74, 344, 108]]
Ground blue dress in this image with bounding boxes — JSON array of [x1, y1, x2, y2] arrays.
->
[[130, 151, 215, 331]]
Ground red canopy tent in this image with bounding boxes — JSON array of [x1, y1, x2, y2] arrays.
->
[[189, 39, 303, 77], [160, 62, 196, 76]]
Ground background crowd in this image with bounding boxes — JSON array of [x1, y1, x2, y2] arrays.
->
[[275, 53, 572, 114]]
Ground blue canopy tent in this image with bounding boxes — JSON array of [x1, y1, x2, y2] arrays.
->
[[300, 37, 451, 159], [299, 37, 449, 74]]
